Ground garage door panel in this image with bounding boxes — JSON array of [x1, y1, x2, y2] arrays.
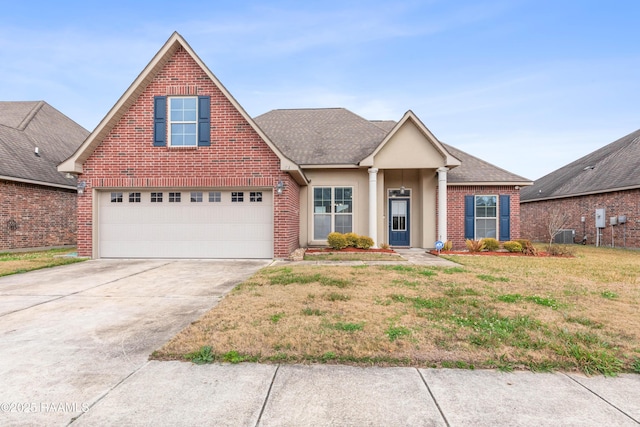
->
[[99, 190, 273, 258]]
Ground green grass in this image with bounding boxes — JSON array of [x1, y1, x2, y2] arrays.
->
[[0, 248, 86, 277]]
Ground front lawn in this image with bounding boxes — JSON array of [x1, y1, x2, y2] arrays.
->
[[0, 248, 86, 277], [154, 246, 640, 375]]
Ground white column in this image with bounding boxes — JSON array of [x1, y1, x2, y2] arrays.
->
[[437, 167, 448, 242], [368, 168, 379, 248]]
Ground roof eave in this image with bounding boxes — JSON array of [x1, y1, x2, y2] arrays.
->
[[0, 174, 76, 190], [448, 181, 533, 187], [521, 184, 640, 203]]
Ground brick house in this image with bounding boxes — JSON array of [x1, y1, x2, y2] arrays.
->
[[59, 32, 531, 259], [521, 129, 640, 248], [1, 101, 88, 250]]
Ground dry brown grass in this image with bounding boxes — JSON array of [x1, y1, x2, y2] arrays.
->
[[155, 246, 640, 375], [0, 248, 86, 277]]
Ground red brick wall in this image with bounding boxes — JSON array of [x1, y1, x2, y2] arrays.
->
[[444, 185, 522, 250], [1, 180, 77, 250], [78, 46, 299, 258], [520, 189, 640, 248]]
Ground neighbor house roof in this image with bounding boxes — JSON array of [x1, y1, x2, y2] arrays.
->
[[255, 107, 531, 185], [521, 129, 640, 202], [0, 101, 88, 189]]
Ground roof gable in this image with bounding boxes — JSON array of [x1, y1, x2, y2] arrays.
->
[[360, 111, 461, 168], [0, 101, 88, 188], [521, 129, 640, 201], [58, 32, 304, 183]]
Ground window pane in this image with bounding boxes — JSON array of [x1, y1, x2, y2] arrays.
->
[[190, 192, 203, 202], [313, 187, 331, 213], [335, 215, 352, 234], [313, 215, 331, 240], [334, 187, 352, 213], [111, 192, 123, 203], [183, 98, 197, 121], [209, 192, 221, 202], [476, 218, 497, 239]]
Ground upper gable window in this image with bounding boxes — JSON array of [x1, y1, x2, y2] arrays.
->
[[169, 97, 197, 147]]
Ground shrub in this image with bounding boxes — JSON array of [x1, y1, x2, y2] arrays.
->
[[515, 239, 532, 248], [379, 242, 390, 250], [443, 240, 453, 251], [327, 232, 348, 250], [344, 232, 360, 247], [482, 238, 500, 251], [521, 240, 538, 256], [548, 244, 576, 257], [356, 236, 374, 249], [465, 239, 485, 253], [503, 241, 523, 253]]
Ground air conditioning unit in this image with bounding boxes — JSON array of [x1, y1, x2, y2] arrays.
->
[[554, 229, 575, 244]]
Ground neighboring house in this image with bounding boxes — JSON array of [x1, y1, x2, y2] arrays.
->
[[59, 32, 531, 259], [1, 101, 89, 250], [521, 129, 640, 248]]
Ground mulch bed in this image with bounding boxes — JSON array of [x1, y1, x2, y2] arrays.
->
[[430, 250, 557, 257], [306, 247, 397, 254]]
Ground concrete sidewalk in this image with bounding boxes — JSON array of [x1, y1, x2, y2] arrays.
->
[[70, 362, 640, 426]]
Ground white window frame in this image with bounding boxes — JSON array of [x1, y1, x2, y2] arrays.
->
[[475, 195, 498, 239], [168, 96, 197, 147], [312, 186, 354, 240]]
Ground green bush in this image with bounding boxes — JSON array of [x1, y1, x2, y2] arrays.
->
[[356, 236, 374, 249], [327, 232, 348, 250], [482, 238, 500, 251], [344, 232, 360, 247], [503, 241, 523, 253]]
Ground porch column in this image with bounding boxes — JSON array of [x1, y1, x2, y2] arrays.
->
[[368, 168, 379, 247], [437, 167, 448, 242]]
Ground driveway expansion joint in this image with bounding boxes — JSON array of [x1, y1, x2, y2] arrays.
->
[[255, 364, 281, 427], [563, 373, 640, 424], [417, 368, 450, 427]]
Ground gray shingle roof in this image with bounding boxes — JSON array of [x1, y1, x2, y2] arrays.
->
[[254, 108, 388, 165], [443, 143, 530, 183], [521, 129, 640, 202], [0, 101, 88, 188], [255, 108, 530, 184]]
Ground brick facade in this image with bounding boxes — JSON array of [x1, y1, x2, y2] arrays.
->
[[520, 189, 640, 248], [445, 185, 522, 250], [77, 46, 300, 258], [1, 180, 77, 250]]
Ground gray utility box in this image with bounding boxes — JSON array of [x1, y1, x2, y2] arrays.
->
[[595, 208, 606, 228]]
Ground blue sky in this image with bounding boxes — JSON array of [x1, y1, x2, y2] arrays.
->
[[2, 1, 638, 180]]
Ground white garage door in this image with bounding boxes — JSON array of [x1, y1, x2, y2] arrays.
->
[[98, 190, 273, 258]]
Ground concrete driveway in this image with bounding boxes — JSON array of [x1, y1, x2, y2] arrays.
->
[[0, 259, 269, 426]]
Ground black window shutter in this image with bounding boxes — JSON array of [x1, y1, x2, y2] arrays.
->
[[198, 96, 211, 147], [499, 195, 510, 241], [153, 96, 166, 146], [464, 195, 475, 240]]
